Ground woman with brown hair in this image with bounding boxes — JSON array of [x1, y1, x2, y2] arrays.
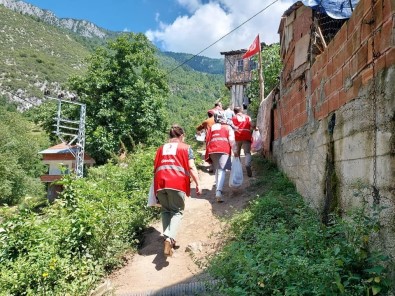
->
[[153, 125, 202, 256]]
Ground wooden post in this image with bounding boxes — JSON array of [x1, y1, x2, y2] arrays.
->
[[258, 46, 264, 102]]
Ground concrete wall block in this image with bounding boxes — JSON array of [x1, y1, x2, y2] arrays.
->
[[334, 130, 374, 161], [376, 154, 395, 186], [385, 46, 395, 68], [334, 98, 372, 139], [272, 1, 395, 258], [383, 66, 395, 105], [339, 181, 372, 210], [337, 158, 373, 183], [377, 131, 394, 155], [310, 123, 330, 148]]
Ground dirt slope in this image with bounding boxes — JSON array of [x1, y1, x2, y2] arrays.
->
[[108, 158, 256, 295]]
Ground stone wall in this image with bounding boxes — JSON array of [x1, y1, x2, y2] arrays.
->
[[257, 0, 395, 255]]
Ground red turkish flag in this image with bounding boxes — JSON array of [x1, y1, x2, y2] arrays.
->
[[242, 35, 261, 59]]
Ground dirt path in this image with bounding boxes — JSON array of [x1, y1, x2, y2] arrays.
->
[[108, 157, 256, 295]]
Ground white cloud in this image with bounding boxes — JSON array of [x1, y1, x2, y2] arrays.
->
[[176, 0, 202, 13], [146, 0, 294, 58]]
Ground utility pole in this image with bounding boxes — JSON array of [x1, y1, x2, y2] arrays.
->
[[49, 97, 86, 178]]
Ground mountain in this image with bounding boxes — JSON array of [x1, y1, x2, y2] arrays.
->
[[163, 52, 224, 75], [0, 0, 114, 39], [0, 0, 224, 114], [0, 0, 223, 74], [0, 4, 94, 109]]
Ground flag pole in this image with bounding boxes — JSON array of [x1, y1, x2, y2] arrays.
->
[[258, 43, 264, 102]]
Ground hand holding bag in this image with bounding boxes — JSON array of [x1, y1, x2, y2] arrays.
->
[[147, 181, 161, 207], [229, 157, 243, 188], [251, 130, 263, 152]]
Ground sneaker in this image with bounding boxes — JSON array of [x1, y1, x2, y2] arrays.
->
[[164, 238, 173, 256], [246, 166, 252, 177], [215, 190, 224, 203]]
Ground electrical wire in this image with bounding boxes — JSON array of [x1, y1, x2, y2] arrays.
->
[[167, 0, 280, 75]]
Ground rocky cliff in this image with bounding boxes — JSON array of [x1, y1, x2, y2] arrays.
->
[[0, 0, 110, 38]]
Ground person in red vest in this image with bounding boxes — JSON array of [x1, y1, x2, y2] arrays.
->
[[154, 124, 202, 256], [205, 111, 238, 202], [232, 106, 253, 177], [207, 102, 223, 116]]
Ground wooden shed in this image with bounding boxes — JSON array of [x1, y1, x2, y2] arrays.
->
[[220, 49, 256, 109], [39, 143, 95, 200]]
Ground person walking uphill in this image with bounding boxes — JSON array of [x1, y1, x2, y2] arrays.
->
[[205, 111, 238, 203], [232, 107, 253, 177], [153, 125, 202, 257]]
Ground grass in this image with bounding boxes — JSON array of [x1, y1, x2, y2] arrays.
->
[[206, 155, 393, 296]]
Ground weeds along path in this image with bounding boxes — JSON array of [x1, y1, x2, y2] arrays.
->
[[108, 156, 257, 295]]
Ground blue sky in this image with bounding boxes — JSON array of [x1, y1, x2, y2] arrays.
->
[[23, 0, 293, 58]]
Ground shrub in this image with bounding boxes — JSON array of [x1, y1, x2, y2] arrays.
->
[[208, 158, 392, 296], [0, 147, 159, 295]]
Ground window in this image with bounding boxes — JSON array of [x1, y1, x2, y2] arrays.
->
[[249, 59, 257, 70], [237, 59, 244, 72], [60, 164, 70, 175]]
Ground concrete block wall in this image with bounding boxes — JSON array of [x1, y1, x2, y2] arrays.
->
[[260, 0, 395, 256]]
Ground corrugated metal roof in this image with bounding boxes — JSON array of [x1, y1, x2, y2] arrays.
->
[[39, 143, 77, 154], [220, 49, 246, 55]]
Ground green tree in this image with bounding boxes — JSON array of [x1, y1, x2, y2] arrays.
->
[[68, 33, 169, 164], [0, 97, 49, 205], [247, 43, 282, 120]]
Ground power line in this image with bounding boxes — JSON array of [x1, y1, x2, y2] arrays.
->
[[167, 0, 280, 75]]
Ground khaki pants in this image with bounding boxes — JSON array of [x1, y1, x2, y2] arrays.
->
[[157, 189, 185, 240]]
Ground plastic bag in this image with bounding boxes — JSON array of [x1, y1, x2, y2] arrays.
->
[[251, 130, 263, 152], [147, 181, 161, 207], [195, 131, 206, 142], [229, 157, 243, 188]]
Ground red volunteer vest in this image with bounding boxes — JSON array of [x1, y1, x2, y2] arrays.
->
[[205, 123, 231, 160], [154, 142, 191, 196], [232, 114, 252, 141]]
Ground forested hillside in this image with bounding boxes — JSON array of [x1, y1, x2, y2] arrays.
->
[[0, 98, 49, 205], [162, 51, 224, 74], [160, 51, 225, 139], [0, 4, 224, 130]]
